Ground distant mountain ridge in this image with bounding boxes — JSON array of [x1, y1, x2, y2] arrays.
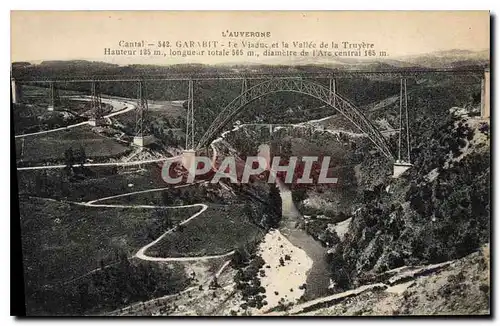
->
[[38, 60, 119, 68], [212, 49, 489, 69], [11, 49, 489, 79], [395, 49, 489, 68]]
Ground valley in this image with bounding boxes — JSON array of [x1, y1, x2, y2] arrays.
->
[[12, 60, 490, 316]]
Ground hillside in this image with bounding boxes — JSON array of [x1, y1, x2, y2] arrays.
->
[[293, 78, 490, 301], [220, 72, 490, 313], [12, 57, 490, 316], [276, 244, 490, 316]]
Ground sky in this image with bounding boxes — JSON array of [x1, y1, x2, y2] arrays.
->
[[11, 11, 490, 65]]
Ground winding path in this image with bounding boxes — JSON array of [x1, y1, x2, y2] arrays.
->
[[16, 98, 233, 262], [88, 202, 212, 262], [75, 182, 235, 263], [16, 156, 179, 171], [14, 95, 137, 139]]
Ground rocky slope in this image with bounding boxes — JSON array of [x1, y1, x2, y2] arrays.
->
[[271, 244, 490, 316]]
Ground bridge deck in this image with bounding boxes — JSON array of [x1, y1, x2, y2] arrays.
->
[[12, 68, 487, 83]]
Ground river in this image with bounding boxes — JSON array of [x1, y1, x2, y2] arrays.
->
[[258, 144, 331, 300]]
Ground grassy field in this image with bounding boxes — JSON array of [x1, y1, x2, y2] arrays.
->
[[19, 196, 199, 287], [14, 84, 119, 137], [99, 181, 232, 206], [89, 182, 265, 257], [13, 102, 88, 135], [26, 258, 190, 316], [15, 125, 130, 163], [20, 84, 84, 103], [14, 85, 110, 134], [145, 204, 263, 258], [17, 164, 171, 202], [148, 100, 186, 116], [112, 101, 186, 144], [114, 100, 184, 125], [18, 193, 260, 314], [57, 98, 113, 117]]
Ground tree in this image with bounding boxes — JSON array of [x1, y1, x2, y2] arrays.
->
[[292, 188, 308, 204], [267, 184, 282, 228], [154, 208, 172, 229], [209, 276, 219, 289], [161, 191, 172, 206], [166, 130, 174, 145], [282, 141, 292, 156], [74, 146, 87, 169], [242, 202, 254, 222], [231, 245, 251, 268], [176, 223, 184, 232], [64, 147, 75, 177]]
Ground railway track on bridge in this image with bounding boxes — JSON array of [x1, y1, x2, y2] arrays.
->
[[12, 67, 487, 83]]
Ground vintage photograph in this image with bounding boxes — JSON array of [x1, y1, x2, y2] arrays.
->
[[10, 11, 490, 316]]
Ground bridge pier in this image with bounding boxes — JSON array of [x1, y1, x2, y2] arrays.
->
[[133, 136, 145, 147], [135, 80, 149, 143], [89, 81, 105, 127], [481, 67, 490, 119], [88, 117, 105, 127], [393, 161, 412, 178], [185, 80, 195, 149], [181, 149, 196, 175], [329, 78, 336, 106], [11, 78, 22, 104], [132, 135, 153, 147], [47, 82, 56, 111]]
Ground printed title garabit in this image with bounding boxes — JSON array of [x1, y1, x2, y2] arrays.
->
[[221, 31, 271, 37]]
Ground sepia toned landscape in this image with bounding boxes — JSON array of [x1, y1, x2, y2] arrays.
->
[[11, 11, 490, 317]]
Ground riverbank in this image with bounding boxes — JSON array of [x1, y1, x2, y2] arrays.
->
[[254, 142, 332, 302], [276, 179, 332, 301], [250, 229, 313, 314]]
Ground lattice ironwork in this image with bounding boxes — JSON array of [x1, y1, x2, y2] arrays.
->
[[185, 79, 195, 149], [329, 78, 336, 107], [398, 78, 411, 163], [196, 78, 395, 160], [49, 82, 59, 109], [91, 81, 104, 120], [135, 79, 149, 137]]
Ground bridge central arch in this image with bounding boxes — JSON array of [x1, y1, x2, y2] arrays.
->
[[195, 78, 395, 160]]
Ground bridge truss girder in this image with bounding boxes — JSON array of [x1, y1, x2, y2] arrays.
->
[[195, 78, 395, 160]]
